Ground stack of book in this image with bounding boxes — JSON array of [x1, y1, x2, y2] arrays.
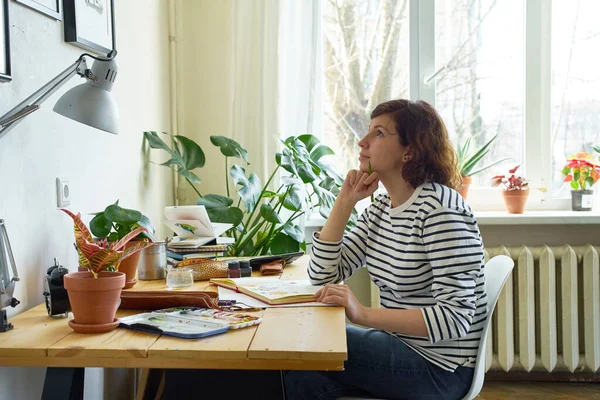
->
[[166, 243, 229, 262]]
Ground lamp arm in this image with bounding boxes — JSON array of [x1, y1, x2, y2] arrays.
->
[[0, 221, 19, 298], [0, 58, 89, 140]]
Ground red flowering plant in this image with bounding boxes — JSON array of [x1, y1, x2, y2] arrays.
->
[[560, 152, 600, 191], [491, 165, 529, 191]]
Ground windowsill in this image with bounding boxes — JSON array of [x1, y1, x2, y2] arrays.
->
[[304, 210, 600, 227]]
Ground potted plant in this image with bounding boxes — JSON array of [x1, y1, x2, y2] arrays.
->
[[61, 209, 154, 333], [560, 152, 600, 211], [456, 134, 508, 199], [143, 132, 355, 256], [89, 200, 155, 288], [491, 165, 529, 214]]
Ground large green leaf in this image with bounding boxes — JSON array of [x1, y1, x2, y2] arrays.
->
[[174, 135, 205, 170], [282, 222, 304, 243], [105, 204, 142, 224], [210, 136, 249, 163], [282, 183, 305, 211], [270, 232, 300, 254], [297, 134, 320, 152], [144, 131, 186, 169], [276, 148, 299, 176], [197, 194, 244, 226], [260, 203, 282, 224], [144, 131, 173, 153], [230, 165, 262, 213], [310, 144, 335, 162], [89, 213, 111, 238], [135, 215, 155, 240], [297, 164, 317, 183], [179, 169, 202, 185]]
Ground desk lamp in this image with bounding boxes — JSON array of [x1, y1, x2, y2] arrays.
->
[[0, 220, 20, 332], [0, 50, 120, 139]]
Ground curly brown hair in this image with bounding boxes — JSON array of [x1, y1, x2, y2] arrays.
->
[[370, 99, 461, 189]]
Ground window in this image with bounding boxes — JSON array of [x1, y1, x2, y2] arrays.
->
[[320, 0, 600, 210], [550, 0, 600, 196], [322, 0, 409, 174]]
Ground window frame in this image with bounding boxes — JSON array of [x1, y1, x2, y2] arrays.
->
[[317, 0, 576, 213]]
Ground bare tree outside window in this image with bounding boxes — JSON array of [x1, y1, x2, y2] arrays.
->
[[435, 0, 523, 187], [322, 0, 409, 174], [551, 0, 600, 195]]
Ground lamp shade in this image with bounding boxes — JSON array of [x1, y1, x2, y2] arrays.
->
[[53, 58, 120, 134]]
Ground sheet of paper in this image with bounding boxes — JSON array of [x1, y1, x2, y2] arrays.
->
[[217, 286, 334, 308]]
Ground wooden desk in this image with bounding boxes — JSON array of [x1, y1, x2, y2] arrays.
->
[[0, 256, 347, 372]]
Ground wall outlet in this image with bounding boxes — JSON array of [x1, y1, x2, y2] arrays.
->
[[56, 178, 70, 207]]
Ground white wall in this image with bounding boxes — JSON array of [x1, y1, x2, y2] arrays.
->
[[176, 0, 234, 204], [0, 1, 173, 398]]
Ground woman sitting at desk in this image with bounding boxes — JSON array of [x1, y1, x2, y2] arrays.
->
[[285, 99, 486, 400]]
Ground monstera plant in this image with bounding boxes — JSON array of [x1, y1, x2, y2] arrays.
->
[[144, 132, 356, 256]]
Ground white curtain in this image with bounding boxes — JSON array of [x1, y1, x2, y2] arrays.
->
[[230, 0, 322, 187]]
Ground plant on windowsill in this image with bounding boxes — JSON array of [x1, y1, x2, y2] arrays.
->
[[88, 200, 155, 288], [491, 165, 529, 214], [560, 152, 600, 212], [60, 209, 154, 333], [455, 134, 509, 199], [143, 131, 356, 257]]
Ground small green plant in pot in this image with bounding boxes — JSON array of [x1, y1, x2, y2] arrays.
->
[[456, 134, 508, 199], [61, 209, 154, 333], [144, 131, 357, 257], [88, 201, 155, 288]]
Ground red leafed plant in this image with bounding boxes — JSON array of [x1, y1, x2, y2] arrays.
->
[[491, 165, 529, 191], [61, 209, 154, 277], [560, 152, 600, 191]]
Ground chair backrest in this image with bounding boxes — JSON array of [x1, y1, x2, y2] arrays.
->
[[461, 255, 514, 400]]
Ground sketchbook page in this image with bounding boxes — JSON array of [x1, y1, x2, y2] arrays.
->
[[238, 279, 320, 302], [217, 286, 333, 308], [163, 219, 215, 238]]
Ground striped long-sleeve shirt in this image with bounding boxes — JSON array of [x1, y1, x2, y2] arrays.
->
[[308, 182, 487, 372]]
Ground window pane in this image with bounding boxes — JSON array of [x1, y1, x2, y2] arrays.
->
[[435, 0, 524, 187], [322, 0, 409, 174], [551, 0, 600, 195]]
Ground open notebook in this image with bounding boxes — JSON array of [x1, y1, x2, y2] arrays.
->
[[210, 278, 321, 306]]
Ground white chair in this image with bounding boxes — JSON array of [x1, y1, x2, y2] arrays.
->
[[338, 255, 515, 400]]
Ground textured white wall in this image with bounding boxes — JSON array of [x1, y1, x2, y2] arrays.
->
[[0, 1, 173, 398]]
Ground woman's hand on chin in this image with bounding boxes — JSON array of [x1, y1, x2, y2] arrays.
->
[[340, 169, 379, 204]]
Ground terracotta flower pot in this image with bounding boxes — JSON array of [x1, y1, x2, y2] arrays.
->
[[501, 188, 529, 214], [457, 176, 472, 199], [117, 240, 143, 289], [64, 271, 125, 333]]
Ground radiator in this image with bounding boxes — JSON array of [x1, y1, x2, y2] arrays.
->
[[368, 245, 600, 373]]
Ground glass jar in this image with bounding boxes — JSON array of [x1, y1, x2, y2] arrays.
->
[[166, 267, 194, 289]]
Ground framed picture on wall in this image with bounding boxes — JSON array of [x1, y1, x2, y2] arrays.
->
[[0, 0, 10, 82], [63, 0, 115, 55], [14, 0, 61, 20]]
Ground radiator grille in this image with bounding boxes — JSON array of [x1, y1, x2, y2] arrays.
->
[[484, 245, 600, 373]]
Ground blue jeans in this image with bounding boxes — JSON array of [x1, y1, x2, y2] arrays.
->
[[284, 325, 474, 400]]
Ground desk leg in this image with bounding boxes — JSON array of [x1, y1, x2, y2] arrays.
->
[[42, 367, 85, 400]]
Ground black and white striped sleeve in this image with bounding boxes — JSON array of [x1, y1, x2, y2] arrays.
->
[[419, 207, 484, 343], [307, 208, 370, 285]]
